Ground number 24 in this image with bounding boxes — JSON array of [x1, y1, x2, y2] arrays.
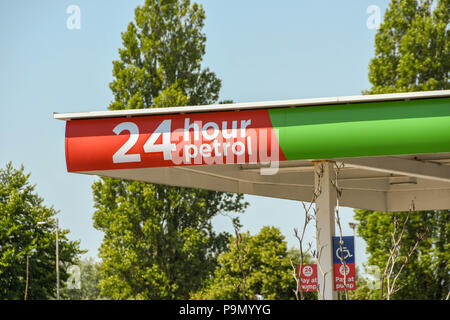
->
[[112, 120, 176, 163]]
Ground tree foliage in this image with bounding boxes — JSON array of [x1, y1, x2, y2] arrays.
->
[[93, 180, 246, 299], [347, 267, 381, 300], [357, 0, 450, 300], [367, 0, 449, 94], [108, 0, 221, 110], [191, 226, 295, 300], [0, 163, 83, 300], [354, 210, 449, 299], [93, 0, 248, 299]]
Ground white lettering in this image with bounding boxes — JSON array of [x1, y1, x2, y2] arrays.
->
[[212, 139, 222, 157], [223, 142, 230, 156], [222, 120, 238, 139], [199, 143, 212, 157], [232, 141, 245, 156], [240, 119, 251, 138], [184, 118, 200, 141], [184, 145, 197, 162], [202, 122, 220, 140]]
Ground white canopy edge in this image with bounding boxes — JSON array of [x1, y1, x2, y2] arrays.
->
[[53, 90, 450, 121]]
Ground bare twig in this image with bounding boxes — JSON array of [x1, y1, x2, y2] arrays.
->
[[290, 258, 300, 300], [24, 255, 29, 300], [220, 212, 249, 300], [290, 163, 323, 300], [380, 201, 427, 300], [234, 229, 248, 300], [314, 229, 329, 300], [332, 162, 349, 300], [292, 206, 314, 300]]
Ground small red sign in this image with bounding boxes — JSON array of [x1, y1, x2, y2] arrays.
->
[[333, 262, 356, 291], [297, 264, 318, 292]]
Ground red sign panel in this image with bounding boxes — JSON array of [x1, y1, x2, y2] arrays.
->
[[297, 264, 318, 292], [333, 262, 356, 291], [65, 109, 285, 172]]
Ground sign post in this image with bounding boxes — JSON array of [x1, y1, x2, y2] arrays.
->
[[315, 162, 338, 300]]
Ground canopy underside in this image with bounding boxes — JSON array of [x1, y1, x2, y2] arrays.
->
[[81, 152, 450, 212]]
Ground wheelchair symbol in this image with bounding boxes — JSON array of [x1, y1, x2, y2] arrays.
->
[[336, 246, 353, 261]]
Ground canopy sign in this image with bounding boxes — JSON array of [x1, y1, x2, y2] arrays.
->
[[65, 97, 450, 173], [65, 110, 283, 172]]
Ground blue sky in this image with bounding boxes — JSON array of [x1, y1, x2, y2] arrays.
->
[[0, 0, 390, 271]]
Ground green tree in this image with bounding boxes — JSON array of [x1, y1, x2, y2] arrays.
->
[[61, 257, 102, 300], [94, 180, 246, 299], [367, 0, 449, 94], [108, 0, 221, 110], [0, 163, 83, 300], [93, 0, 247, 299], [356, 0, 450, 300], [191, 226, 295, 300], [354, 210, 449, 299], [347, 266, 381, 300]]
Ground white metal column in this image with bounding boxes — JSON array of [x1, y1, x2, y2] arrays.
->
[[314, 161, 338, 300]]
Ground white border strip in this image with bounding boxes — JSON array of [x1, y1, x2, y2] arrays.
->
[[53, 90, 450, 121]]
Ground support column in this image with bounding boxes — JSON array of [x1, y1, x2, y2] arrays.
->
[[314, 161, 337, 300]]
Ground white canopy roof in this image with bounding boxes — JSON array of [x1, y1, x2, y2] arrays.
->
[[55, 90, 450, 212]]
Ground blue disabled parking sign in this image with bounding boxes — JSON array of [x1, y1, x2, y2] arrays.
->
[[332, 236, 355, 264], [332, 236, 356, 291]]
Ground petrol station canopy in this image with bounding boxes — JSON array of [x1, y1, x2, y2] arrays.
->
[[54, 90, 450, 212], [55, 89, 450, 300]]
